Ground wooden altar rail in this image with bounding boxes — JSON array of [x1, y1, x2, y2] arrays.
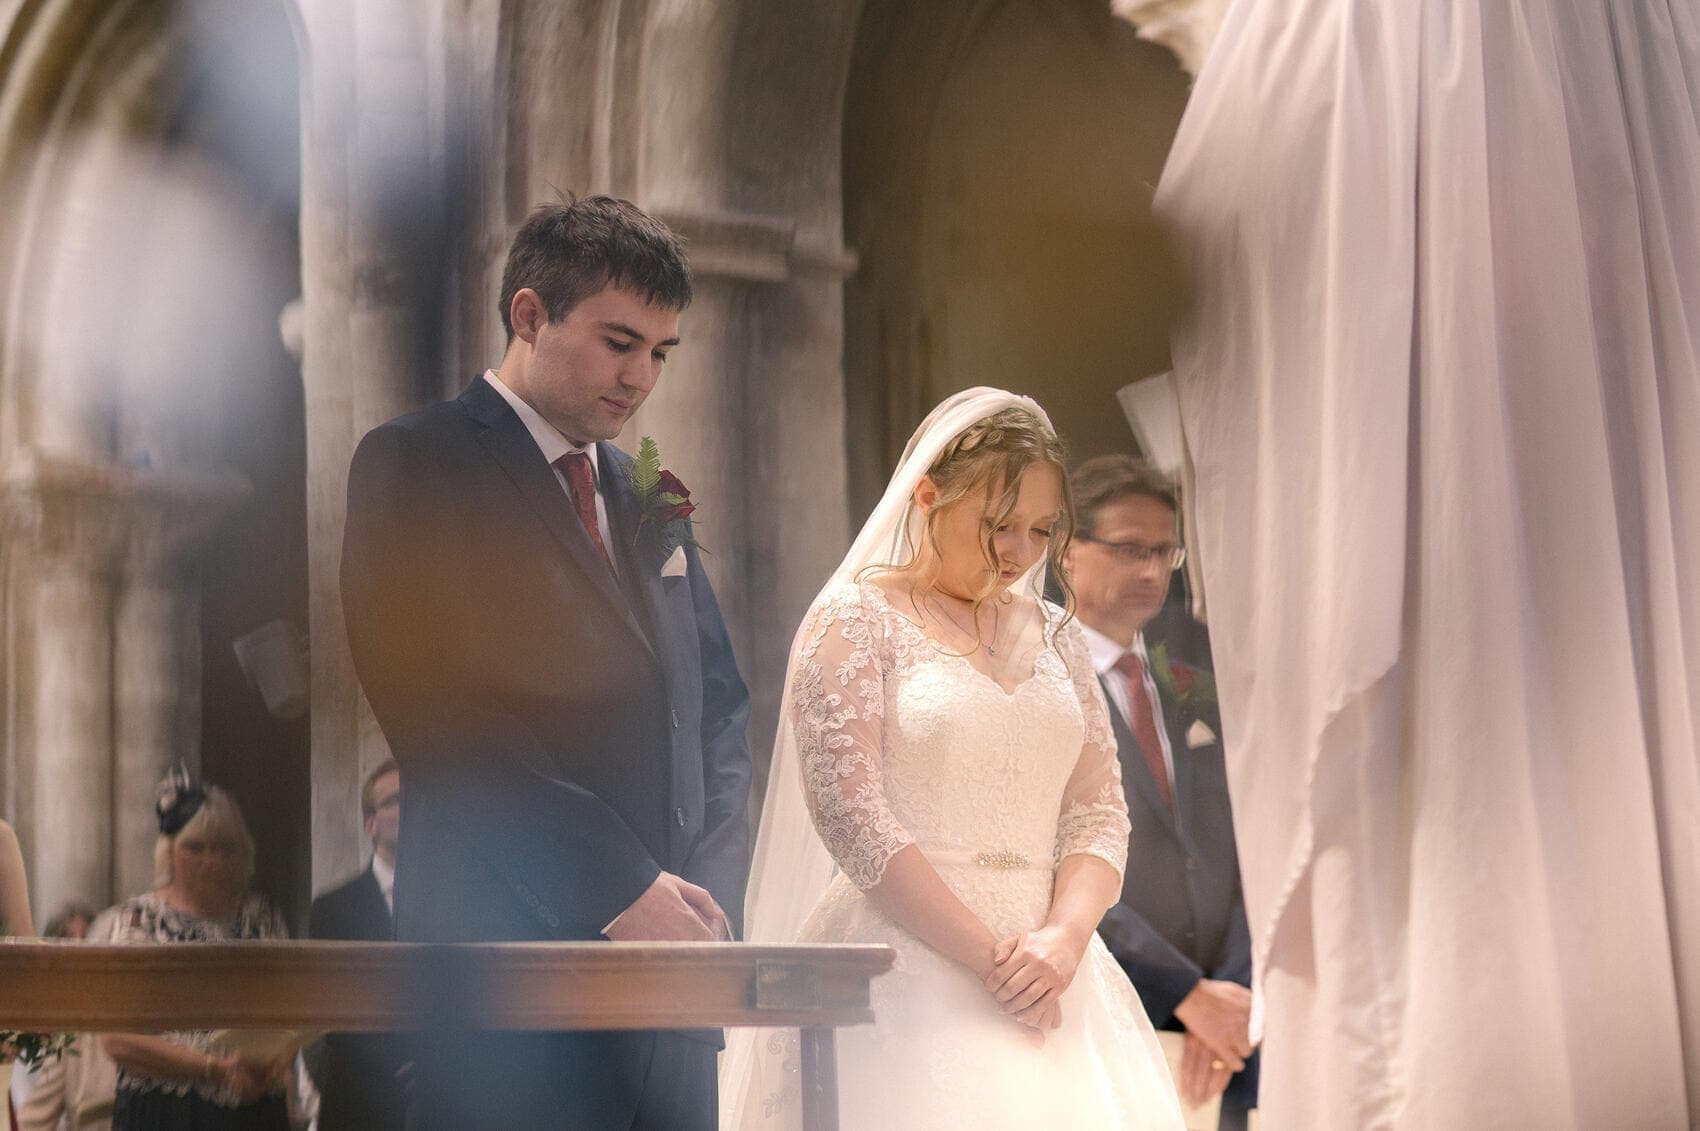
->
[[0, 940, 895, 1130]]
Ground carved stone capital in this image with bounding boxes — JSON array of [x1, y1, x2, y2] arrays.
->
[[1, 452, 250, 580], [3, 453, 136, 578], [655, 206, 859, 285]]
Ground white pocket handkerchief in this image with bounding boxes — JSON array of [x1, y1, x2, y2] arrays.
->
[[660, 546, 688, 577], [1186, 719, 1217, 748]]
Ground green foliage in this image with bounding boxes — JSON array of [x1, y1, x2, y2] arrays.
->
[[1149, 642, 1221, 733], [631, 436, 662, 501]]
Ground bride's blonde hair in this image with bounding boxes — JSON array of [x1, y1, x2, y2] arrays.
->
[[863, 405, 1075, 640]]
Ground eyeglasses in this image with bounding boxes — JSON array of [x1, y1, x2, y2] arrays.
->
[[1076, 535, 1187, 570]]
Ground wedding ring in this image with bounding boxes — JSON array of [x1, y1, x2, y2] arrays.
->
[[1210, 1059, 1226, 1070]]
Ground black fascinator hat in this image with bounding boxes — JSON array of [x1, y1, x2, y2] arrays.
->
[[155, 766, 208, 837]]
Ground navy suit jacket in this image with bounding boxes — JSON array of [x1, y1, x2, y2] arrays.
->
[[1096, 653, 1251, 1028], [308, 866, 405, 1130], [339, 376, 753, 1126]]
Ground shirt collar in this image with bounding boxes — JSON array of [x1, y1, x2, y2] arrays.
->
[[484, 369, 599, 477], [1078, 619, 1148, 677], [370, 851, 395, 900]]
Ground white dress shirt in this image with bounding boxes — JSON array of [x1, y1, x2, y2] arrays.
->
[[371, 850, 396, 916], [484, 369, 615, 570], [1078, 620, 1176, 792]]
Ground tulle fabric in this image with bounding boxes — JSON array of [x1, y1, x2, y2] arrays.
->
[[1157, 2, 1700, 1125]]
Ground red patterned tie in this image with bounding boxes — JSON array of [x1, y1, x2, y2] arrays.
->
[[555, 452, 613, 571], [1115, 652, 1174, 816]]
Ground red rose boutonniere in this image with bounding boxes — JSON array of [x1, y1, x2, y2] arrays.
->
[[1149, 642, 1221, 737], [631, 436, 702, 572], [651, 469, 697, 524]]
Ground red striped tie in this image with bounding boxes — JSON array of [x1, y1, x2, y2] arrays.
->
[[556, 452, 613, 571], [1115, 652, 1174, 816]]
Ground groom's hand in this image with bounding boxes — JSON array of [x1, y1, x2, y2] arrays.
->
[[605, 872, 727, 942]]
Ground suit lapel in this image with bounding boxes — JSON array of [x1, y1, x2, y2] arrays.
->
[[460, 378, 652, 654], [1166, 708, 1197, 840], [599, 444, 679, 671], [1101, 674, 1181, 836]]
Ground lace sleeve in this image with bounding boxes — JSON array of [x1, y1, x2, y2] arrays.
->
[[790, 582, 915, 889], [1054, 618, 1132, 879]]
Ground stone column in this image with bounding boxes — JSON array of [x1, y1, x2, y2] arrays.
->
[[297, 0, 444, 891], [634, 1, 861, 790], [111, 468, 249, 901], [296, 0, 366, 896], [1, 454, 127, 918]]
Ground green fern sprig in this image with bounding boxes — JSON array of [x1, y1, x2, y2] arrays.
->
[[631, 436, 662, 502]]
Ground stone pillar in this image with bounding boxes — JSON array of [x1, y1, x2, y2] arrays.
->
[[2, 454, 127, 919], [633, 206, 858, 781], [635, 1, 862, 789], [297, 0, 443, 891], [1, 453, 247, 915], [111, 468, 249, 900], [295, 0, 367, 895]]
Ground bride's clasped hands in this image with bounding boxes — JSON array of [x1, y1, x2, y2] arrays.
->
[[987, 925, 1079, 1039], [986, 851, 1124, 1041]]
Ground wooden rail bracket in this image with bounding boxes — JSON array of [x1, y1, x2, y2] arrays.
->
[[753, 960, 820, 1011]]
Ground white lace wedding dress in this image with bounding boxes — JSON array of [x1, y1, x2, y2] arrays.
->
[[724, 580, 1183, 1130]]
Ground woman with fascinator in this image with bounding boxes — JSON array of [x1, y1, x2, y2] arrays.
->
[[722, 389, 1182, 1128], [100, 775, 293, 1131]]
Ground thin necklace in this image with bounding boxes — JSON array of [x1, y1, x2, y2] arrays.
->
[[930, 590, 1002, 655]]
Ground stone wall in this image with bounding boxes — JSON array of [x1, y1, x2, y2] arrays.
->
[[1, 0, 1203, 917]]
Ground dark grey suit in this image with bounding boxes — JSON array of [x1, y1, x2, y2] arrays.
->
[[1095, 644, 1257, 1128], [309, 867, 406, 1130], [340, 375, 752, 1129]]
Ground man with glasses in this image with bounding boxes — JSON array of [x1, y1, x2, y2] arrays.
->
[[308, 759, 405, 1129], [1064, 456, 1257, 1131]]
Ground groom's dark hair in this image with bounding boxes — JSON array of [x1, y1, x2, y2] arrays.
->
[[499, 196, 693, 341]]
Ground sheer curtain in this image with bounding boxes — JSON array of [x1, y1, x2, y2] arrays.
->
[[1156, 2, 1700, 1126]]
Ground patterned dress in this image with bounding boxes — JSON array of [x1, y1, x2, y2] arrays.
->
[[108, 892, 290, 1131]]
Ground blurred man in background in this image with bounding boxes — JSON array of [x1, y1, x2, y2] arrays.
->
[[1066, 455, 1256, 1130], [308, 759, 405, 1130]]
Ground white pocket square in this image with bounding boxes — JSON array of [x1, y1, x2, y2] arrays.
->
[[1186, 719, 1217, 748], [660, 546, 688, 577]]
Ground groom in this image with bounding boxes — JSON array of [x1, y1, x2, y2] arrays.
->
[[340, 197, 752, 1129]]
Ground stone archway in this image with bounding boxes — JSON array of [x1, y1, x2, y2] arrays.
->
[[0, 0, 309, 922], [843, 0, 1194, 513]]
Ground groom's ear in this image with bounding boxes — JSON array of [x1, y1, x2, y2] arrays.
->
[[509, 288, 547, 345]]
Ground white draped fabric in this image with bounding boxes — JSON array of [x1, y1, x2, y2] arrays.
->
[[1156, 2, 1700, 1127]]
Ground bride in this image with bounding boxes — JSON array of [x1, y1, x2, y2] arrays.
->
[[721, 388, 1182, 1129]]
